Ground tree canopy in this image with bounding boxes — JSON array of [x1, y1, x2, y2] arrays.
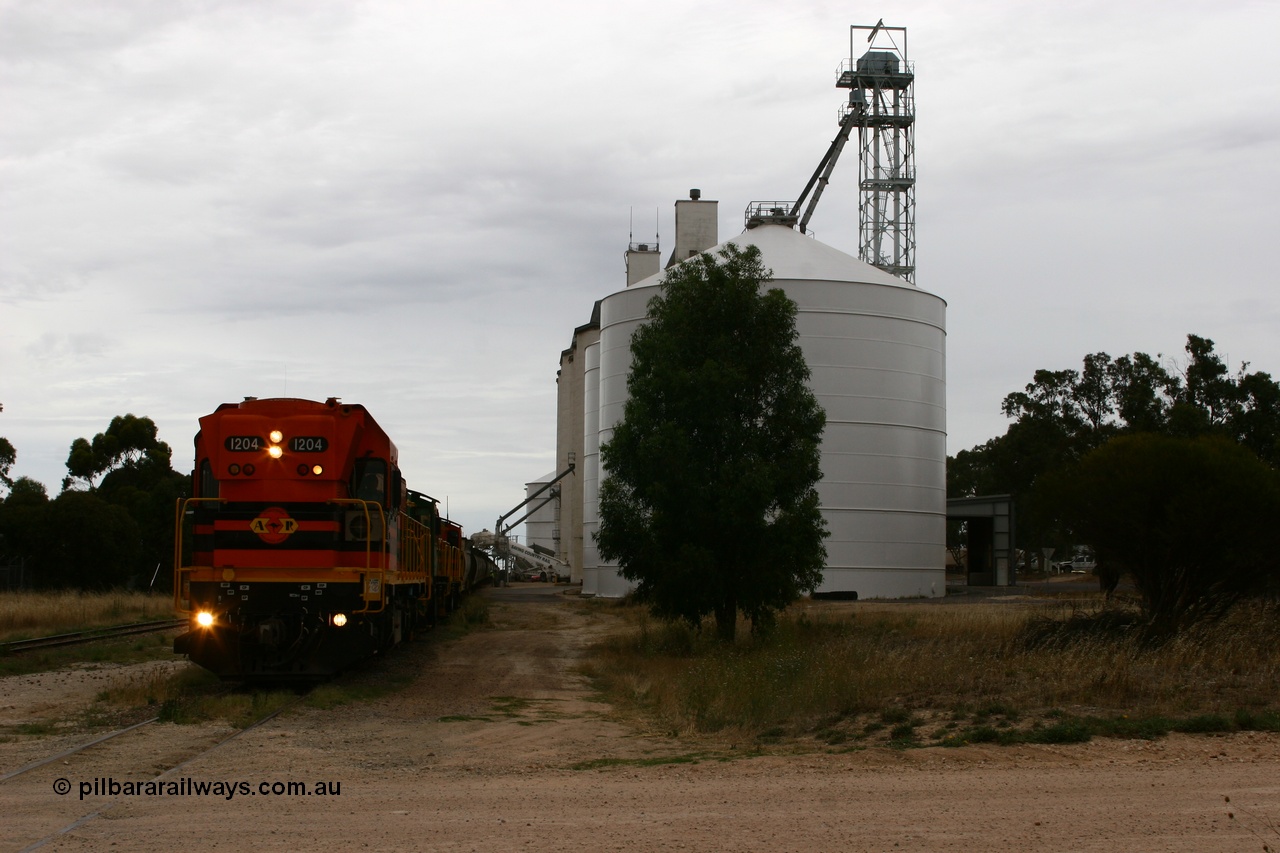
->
[[994, 334, 1280, 466], [0, 435, 14, 494], [64, 413, 174, 492], [950, 335, 1280, 552], [949, 334, 1280, 627], [0, 414, 185, 590], [1049, 434, 1280, 632], [595, 243, 828, 641]]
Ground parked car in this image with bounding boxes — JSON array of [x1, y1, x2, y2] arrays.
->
[[1068, 555, 1097, 573], [1054, 554, 1097, 573]]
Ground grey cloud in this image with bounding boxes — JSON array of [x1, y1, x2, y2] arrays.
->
[[23, 331, 113, 364]]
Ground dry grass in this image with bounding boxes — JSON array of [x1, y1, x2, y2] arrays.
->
[[91, 664, 299, 728], [94, 663, 214, 708], [582, 595, 1280, 748], [0, 590, 172, 641]]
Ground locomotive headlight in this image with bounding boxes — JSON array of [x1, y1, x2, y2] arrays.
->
[[332, 613, 348, 627], [269, 430, 283, 443], [195, 611, 215, 628], [267, 444, 283, 459]]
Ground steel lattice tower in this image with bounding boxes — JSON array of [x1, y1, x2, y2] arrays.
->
[[838, 22, 915, 283]]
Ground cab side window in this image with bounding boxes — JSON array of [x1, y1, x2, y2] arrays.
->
[[353, 459, 387, 505], [199, 460, 218, 499]]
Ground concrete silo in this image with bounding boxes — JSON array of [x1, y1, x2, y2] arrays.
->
[[555, 303, 600, 582], [580, 341, 601, 596]]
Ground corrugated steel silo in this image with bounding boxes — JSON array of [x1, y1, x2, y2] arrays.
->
[[592, 222, 946, 599]]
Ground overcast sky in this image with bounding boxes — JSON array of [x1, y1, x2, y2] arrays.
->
[[3, 0, 1278, 537]]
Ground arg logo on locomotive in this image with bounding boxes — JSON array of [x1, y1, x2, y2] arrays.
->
[[250, 507, 299, 544]]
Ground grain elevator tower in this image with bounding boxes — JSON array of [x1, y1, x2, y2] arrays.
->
[[840, 21, 915, 283]]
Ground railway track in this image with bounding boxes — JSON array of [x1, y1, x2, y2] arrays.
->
[[0, 717, 160, 784], [2, 617, 313, 849], [0, 619, 188, 654], [6, 692, 306, 852]]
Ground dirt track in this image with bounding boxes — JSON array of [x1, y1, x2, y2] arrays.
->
[[3, 585, 1278, 852]]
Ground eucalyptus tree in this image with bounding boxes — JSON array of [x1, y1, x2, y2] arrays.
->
[[951, 334, 1280, 559]]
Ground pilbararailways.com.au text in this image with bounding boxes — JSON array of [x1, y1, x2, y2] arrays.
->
[[57, 777, 342, 801]]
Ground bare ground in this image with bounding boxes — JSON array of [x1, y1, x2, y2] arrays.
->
[[2, 584, 1278, 853]]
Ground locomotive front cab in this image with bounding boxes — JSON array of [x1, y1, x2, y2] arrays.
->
[[173, 398, 430, 680]]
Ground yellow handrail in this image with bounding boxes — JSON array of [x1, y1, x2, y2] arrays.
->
[[328, 498, 389, 613], [396, 512, 433, 584], [173, 496, 414, 617], [173, 497, 225, 615]]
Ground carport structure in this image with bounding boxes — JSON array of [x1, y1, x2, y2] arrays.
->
[[947, 494, 1016, 586]]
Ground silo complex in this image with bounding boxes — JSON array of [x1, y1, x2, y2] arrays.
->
[[544, 25, 943, 598], [575, 218, 946, 599]]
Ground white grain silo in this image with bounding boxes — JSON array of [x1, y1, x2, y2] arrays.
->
[[555, 303, 601, 582], [589, 219, 946, 599], [523, 472, 559, 555], [580, 341, 602, 596]]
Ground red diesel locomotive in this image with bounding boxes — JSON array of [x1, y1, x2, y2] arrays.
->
[[173, 397, 490, 680]]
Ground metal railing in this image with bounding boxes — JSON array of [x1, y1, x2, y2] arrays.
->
[[328, 498, 388, 613], [744, 201, 799, 230], [836, 57, 915, 84], [174, 496, 391, 615], [172, 497, 226, 615]]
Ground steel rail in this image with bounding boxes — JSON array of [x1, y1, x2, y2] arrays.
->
[[0, 718, 159, 783], [1, 619, 188, 654], [1, 682, 241, 785], [16, 693, 307, 853]]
